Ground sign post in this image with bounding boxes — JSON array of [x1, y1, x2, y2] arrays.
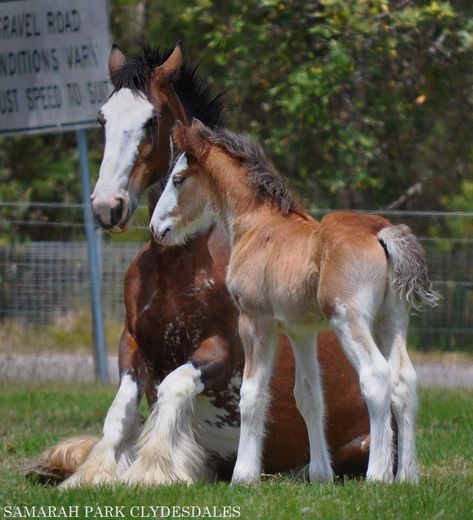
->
[[77, 128, 109, 384], [0, 0, 112, 382]]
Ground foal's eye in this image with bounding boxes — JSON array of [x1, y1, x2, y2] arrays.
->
[[173, 176, 186, 187], [96, 115, 105, 128]]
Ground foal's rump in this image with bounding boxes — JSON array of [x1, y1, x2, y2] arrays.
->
[[316, 211, 438, 316]]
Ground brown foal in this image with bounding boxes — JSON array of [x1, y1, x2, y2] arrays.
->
[[151, 120, 439, 484]]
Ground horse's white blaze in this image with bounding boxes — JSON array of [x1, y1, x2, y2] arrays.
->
[[91, 88, 155, 225], [121, 363, 207, 485], [60, 373, 140, 488], [150, 153, 215, 245]]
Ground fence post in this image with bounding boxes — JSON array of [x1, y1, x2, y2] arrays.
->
[[76, 129, 109, 384]]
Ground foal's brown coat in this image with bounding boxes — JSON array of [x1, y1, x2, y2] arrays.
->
[[165, 120, 437, 483]]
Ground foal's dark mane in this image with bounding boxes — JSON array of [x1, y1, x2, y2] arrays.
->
[[208, 128, 300, 215], [110, 45, 224, 128]]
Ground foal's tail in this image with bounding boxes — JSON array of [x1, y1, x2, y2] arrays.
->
[[378, 224, 440, 311], [25, 435, 97, 484]]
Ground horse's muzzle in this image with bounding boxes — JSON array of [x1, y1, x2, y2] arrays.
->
[[91, 195, 127, 231]]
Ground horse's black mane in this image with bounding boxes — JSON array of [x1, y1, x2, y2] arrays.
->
[[208, 128, 299, 215], [111, 44, 224, 128]]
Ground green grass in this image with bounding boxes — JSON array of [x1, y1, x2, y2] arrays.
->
[[0, 384, 472, 520]]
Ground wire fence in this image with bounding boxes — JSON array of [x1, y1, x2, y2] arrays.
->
[[0, 202, 472, 355]]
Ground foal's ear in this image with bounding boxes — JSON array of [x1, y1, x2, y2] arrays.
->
[[109, 44, 127, 75], [191, 118, 210, 135], [152, 42, 183, 83], [172, 119, 211, 158]]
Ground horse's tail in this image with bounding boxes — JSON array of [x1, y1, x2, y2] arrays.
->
[[25, 435, 97, 484], [377, 224, 440, 311]]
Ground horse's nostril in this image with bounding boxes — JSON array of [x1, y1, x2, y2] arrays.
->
[[110, 199, 124, 227], [93, 213, 113, 230]]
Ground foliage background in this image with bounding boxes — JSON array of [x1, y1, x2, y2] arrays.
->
[[0, 0, 472, 233]]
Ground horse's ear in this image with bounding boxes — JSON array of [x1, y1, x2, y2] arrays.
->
[[109, 44, 127, 75], [153, 42, 183, 83]]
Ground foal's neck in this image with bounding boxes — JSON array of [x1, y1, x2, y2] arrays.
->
[[203, 149, 283, 244]]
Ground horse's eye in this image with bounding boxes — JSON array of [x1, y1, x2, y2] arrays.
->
[[173, 175, 186, 187], [145, 116, 158, 130], [96, 115, 105, 128]]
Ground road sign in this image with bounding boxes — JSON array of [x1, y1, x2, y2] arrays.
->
[[0, 0, 112, 136], [0, 0, 112, 382]]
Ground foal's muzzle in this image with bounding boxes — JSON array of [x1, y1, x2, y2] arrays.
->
[[150, 222, 171, 245]]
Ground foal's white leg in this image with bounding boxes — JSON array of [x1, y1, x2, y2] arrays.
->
[[330, 305, 394, 482], [121, 363, 206, 485], [287, 331, 333, 482], [232, 314, 277, 485], [377, 295, 418, 482], [60, 373, 141, 488], [390, 344, 418, 482]]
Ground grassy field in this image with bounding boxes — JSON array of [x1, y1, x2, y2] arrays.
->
[[0, 384, 472, 520]]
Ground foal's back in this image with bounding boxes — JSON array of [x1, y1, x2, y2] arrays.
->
[[228, 208, 392, 324]]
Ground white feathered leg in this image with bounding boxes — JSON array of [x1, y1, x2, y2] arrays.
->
[[60, 373, 141, 488], [121, 363, 206, 485]]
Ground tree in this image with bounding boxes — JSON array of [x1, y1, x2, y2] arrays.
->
[[0, 0, 472, 241]]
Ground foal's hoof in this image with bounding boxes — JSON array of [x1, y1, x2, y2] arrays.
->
[[231, 469, 260, 486], [395, 467, 419, 484], [366, 471, 394, 483], [308, 467, 334, 484]]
